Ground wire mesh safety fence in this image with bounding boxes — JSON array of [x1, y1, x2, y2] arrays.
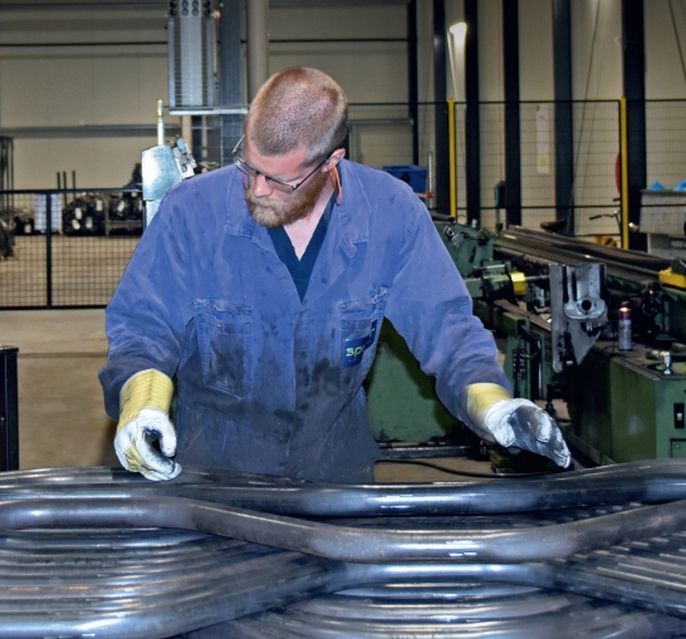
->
[[641, 100, 686, 259], [569, 100, 622, 239], [347, 100, 624, 242], [474, 102, 506, 231], [474, 100, 621, 239], [645, 99, 686, 190], [1, 99, 684, 309], [0, 189, 142, 309]]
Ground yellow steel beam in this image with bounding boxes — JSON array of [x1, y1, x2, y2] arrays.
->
[[448, 98, 457, 218]]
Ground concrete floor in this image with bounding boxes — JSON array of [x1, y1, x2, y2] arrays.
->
[[3, 309, 492, 481], [3, 309, 117, 469]]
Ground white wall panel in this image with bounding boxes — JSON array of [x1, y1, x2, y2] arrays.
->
[[0, 8, 169, 188], [519, 0, 553, 100], [644, 0, 686, 188], [478, 0, 504, 102], [645, 0, 686, 99], [571, 0, 622, 100], [14, 136, 157, 189]]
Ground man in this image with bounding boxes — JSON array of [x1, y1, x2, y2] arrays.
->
[[100, 67, 570, 483]]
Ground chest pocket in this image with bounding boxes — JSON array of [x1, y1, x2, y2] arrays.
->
[[192, 299, 254, 399], [338, 290, 387, 370]]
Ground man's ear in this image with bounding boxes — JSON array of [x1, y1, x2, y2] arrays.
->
[[326, 148, 346, 169]]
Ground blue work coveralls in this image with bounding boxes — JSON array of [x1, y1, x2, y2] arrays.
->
[[99, 160, 509, 483]]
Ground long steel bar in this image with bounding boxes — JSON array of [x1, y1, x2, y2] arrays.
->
[[496, 226, 669, 283]]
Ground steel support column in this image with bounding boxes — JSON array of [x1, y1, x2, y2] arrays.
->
[[553, 0, 574, 232], [219, 0, 245, 165], [464, 0, 481, 225], [621, 0, 647, 251], [433, 0, 449, 213], [503, 0, 521, 226], [407, 0, 419, 165]]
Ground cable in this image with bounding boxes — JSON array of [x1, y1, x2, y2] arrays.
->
[[567, 0, 602, 235], [668, 0, 686, 87], [375, 458, 562, 479]]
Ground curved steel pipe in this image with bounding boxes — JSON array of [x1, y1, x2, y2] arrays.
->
[[0, 531, 685, 636], [0, 460, 685, 517], [0, 461, 685, 637], [1, 496, 686, 563]]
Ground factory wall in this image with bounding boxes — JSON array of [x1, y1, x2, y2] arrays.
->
[[267, 2, 414, 170], [644, 0, 686, 188], [0, 0, 684, 207], [0, 7, 168, 189]]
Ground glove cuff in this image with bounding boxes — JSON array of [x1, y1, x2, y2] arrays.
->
[[118, 369, 173, 431], [466, 383, 512, 426]]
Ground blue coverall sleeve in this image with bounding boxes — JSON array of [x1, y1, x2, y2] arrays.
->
[[383, 189, 511, 427], [99, 188, 190, 420]]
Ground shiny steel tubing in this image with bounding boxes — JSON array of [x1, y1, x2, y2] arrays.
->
[[0, 549, 336, 639], [289, 590, 590, 620], [0, 545, 286, 603], [343, 556, 686, 619], [496, 226, 670, 283], [0, 460, 685, 517], [1, 462, 686, 637], [227, 600, 684, 639], [341, 582, 543, 600], [1, 532, 686, 635], [2, 496, 686, 563]]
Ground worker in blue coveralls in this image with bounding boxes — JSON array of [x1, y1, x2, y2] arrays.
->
[[99, 67, 570, 483]]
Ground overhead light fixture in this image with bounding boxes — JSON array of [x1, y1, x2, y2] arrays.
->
[[449, 21, 467, 48], [447, 22, 468, 101]]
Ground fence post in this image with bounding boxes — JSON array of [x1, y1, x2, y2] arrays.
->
[[0, 346, 19, 471], [45, 192, 53, 307]]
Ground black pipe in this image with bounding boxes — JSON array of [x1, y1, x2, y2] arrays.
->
[[0, 346, 19, 471], [45, 192, 53, 307], [503, 0, 522, 226], [407, 0, 419, 165], [553, 0, 574, 229], [464, 0, 481, 226]]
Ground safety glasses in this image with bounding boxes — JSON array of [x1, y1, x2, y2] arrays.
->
[[232, 135, 329, 195]]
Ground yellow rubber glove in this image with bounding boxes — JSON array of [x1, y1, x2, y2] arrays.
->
[[114, 369, 181, 481], [466, 383, 571, 468]]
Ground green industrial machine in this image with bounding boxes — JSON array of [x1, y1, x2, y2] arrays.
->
[[366, 222, 524, 444], [366, 322, 457, 443], [367, 220, 686, 465], [565, 343, 686, 464]]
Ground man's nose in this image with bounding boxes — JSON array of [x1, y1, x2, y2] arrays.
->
[[252, 174, 273, 197]]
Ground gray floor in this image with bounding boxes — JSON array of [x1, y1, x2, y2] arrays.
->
[[3, 309, 117, 469], [3, 309, 491, 481]]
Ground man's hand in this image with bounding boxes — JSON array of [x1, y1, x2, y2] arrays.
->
[[115, 369, 181, 481], [114, 407, 181, 481], [482, 398, 571, 468], [465, 383, 571, 469]]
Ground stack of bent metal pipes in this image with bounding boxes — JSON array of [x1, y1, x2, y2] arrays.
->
[[1, 459, 686, 638]]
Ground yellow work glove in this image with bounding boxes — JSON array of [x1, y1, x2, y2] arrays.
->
[[466, 383, 571, 468], [114, 369, 181, 481]]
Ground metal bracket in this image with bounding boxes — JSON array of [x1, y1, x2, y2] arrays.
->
[[549, 263, 607, 372]]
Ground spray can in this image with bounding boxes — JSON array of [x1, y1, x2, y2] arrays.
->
[[617, 301, 632, 351]]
